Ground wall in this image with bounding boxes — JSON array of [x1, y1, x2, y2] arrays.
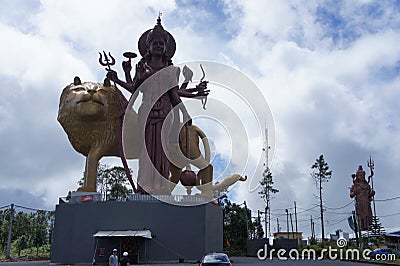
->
[[51, 199, 223, 264]]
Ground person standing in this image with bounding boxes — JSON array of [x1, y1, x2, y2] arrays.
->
[[120, 251, 130, 266], [109, 249, 118, 266]]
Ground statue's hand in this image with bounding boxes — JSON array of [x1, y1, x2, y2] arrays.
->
[[106, 69, 118, 82], [196, 81, 209, 97], [197, 80, 208, 90], [134, 62, 150, 82], [122, 60, 132, 74]]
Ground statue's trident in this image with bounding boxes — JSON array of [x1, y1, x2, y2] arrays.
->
[[98, 50, 138, 193], [99, 51, 117, 86]]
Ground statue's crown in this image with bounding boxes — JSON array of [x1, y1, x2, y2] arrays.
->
[[138, 13, 176, 59], [146, 15, 169, 45]]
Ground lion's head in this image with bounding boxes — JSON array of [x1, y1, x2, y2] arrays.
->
[[57, 77, 128, 156]]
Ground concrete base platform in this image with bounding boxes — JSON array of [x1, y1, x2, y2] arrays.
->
[[51, 196, 223, 264]]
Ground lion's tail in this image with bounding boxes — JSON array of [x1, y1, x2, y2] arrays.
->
[[193, 125, 211, 163]]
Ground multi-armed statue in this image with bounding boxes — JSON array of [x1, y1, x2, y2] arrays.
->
[[58, 15, 247, 197]]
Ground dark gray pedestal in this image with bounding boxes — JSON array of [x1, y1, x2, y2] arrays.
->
[[51, 196, 223, 264]]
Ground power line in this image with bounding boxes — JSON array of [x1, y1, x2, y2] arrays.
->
[[324, 200, 354, 210], [13, 204, 53, 213], [296, 205, 319, 214], [325, 211, 353, 215], [326, 217, 348, 226], [375, 195, 400, 202], [379, 212, 400, 218]]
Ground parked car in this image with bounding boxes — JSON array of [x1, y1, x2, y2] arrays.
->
[[199, 252, 232, 266], [369, 248, 395, 259]]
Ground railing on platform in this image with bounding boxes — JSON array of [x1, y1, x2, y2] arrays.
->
[[59, 193, 213, 205], [129, 194, 211, 204]]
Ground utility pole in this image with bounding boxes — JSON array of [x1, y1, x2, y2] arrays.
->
[[257, 210, 261, 239], [264, 206, 268, 238], [352, 210, 359, 247], [294, 201, 298, 233], [6, 203, 14, 259], [319, 175, 325, 243], [290, 213, 294, 239], [310, 215, 314, 239], [277, 218, 280, 232], [244, 201, 249, 240], [312, 222, 315, 239], [268, 204, 271, 238], [285, 209, 289, 239], [264, 126, 270, 238]]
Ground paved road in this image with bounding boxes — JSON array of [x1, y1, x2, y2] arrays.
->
[[0, 257, 386, 266]]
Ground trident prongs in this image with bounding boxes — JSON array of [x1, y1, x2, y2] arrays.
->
[[98, 51, 117, 87], [367, 156, 374, 170], [98, 51, 116, 70]]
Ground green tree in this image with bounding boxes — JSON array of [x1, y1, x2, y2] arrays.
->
[[365, 216, 385, 246], [248, 217, 264, 239], [259, 168, 279, 200], [0, 210, 9, 254], [223, 203, 249, 255], [0, 207, 54, 257], [259, 168, 279, 237], [105, 166, 131, 200], [32, 210, 48, 256], [14, 235, 27, 256], [77, 164, 132, 200], [13, 212, 31, 241], [311, 154, 332, 244]]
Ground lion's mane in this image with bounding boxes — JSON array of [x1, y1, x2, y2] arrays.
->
[[57, 79, 127, 157]]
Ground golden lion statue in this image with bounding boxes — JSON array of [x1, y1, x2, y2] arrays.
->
[[58, 77, 128, 191], [58, 77, 245, 195]]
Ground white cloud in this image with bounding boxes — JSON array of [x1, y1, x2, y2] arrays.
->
[[0, 0, 399, 237]]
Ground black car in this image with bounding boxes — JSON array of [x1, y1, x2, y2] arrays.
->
[[199, 253, 232, 266]]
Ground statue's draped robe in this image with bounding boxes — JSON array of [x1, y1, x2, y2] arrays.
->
[[137, 65, 180, 194], [350, 180, 373, 230]]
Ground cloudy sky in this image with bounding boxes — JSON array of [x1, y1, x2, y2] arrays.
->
[[0, 0, 399, 239]]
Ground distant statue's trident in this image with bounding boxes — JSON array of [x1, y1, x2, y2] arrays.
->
[[367, 156, 377, 218]]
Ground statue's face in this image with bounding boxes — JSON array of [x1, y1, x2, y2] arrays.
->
[[149, 37, 166, 57]]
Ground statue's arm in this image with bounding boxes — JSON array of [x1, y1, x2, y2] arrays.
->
[[106, 69, 141, 94], [169, 86, 191, 124], [122, 60, 133, 84], [178, 81, 209, 98], [350, 186, 356, 198]]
